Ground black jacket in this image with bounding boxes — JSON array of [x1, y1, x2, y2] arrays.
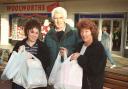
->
[[75, 41, 107, 89]]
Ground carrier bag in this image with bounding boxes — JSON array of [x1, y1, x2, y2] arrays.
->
[[48, 51, 67, 85], [54, 55, 83, 89], [1, 46, 28, 80], [27, 55, 47, 88]]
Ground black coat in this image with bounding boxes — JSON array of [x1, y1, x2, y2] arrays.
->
[[75, 41, 107, 89]]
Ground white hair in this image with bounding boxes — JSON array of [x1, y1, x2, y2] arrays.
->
[[51, 7, 67, 19]]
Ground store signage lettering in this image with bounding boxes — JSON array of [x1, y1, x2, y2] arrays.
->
[[6, 2, 59, 12], [7, 5, 45, 11]]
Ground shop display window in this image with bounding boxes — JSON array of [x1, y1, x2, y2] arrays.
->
[[9, 13, 51, 41]]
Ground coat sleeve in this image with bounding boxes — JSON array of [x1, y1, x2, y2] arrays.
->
[[37, 41, 50, 71], [77, 43, 107, 75], [77, 54, 89, 69]]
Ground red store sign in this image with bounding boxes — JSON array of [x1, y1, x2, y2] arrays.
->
[[6, 2, 59, 12]]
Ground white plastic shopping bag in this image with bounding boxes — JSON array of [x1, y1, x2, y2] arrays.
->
[[48, 51, 67, 85], [13, 58, 28, 88], [1, 46, 28, 80], [12, 46, 29, 88], [13, 47, 47, 89], [1, 45, 47, 89], [48, 52, 62, 85], [27, 55, 47, 88], [54, 55, 83, 89]]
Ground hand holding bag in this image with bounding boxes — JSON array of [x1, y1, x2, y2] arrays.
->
[[54, 54, 83, 89], [13, 46, 47, 89], [48, 51, 67, 85]]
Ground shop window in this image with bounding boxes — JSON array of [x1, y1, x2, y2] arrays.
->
[[9, 13, 51, 41]]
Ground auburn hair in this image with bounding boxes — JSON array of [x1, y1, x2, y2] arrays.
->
[[77, 19, 99, 40]]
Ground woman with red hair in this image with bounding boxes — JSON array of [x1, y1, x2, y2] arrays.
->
[[71, 19, 107, 89]]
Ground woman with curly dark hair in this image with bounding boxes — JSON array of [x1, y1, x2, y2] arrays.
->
[[71, 19, 107, 89], [11, 19, 49, 89]]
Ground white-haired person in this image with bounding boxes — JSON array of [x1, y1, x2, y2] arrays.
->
[[44, 7, 81, 78]]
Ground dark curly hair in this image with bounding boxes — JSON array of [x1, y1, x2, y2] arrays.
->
[[77, 19, 99, 40], [24, 19, 41, 37]]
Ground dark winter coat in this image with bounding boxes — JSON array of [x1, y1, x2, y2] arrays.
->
[[75, 41, 107, 89], [44, 24, 81, 75]]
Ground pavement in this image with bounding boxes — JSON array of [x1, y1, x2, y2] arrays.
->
[[107, 51, 128, 68]]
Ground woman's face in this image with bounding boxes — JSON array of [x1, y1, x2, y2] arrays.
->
[[53, 13, 65, 30], [80, 28, 93, 43], [27, 27, 39, 42]]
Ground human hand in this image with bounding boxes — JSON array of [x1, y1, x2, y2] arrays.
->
[[59, 47, 68, 57], [18, 45, 25, 52], [19, 45, 33, 59], [71, 52, 80, 60]]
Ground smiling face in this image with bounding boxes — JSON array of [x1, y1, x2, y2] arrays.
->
[[53, 13, 66, 31], [77, 19, 98, 44], [27, 27, 39, 43], [80, 28, 93, 45]]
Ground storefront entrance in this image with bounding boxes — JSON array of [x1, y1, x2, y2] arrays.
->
[[75, 13, 125, 55], [102, 19, 123, 51]]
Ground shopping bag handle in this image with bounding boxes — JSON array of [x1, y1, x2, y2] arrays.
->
[[63, 51, 67, 60], [18, 45, 26, 53]]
